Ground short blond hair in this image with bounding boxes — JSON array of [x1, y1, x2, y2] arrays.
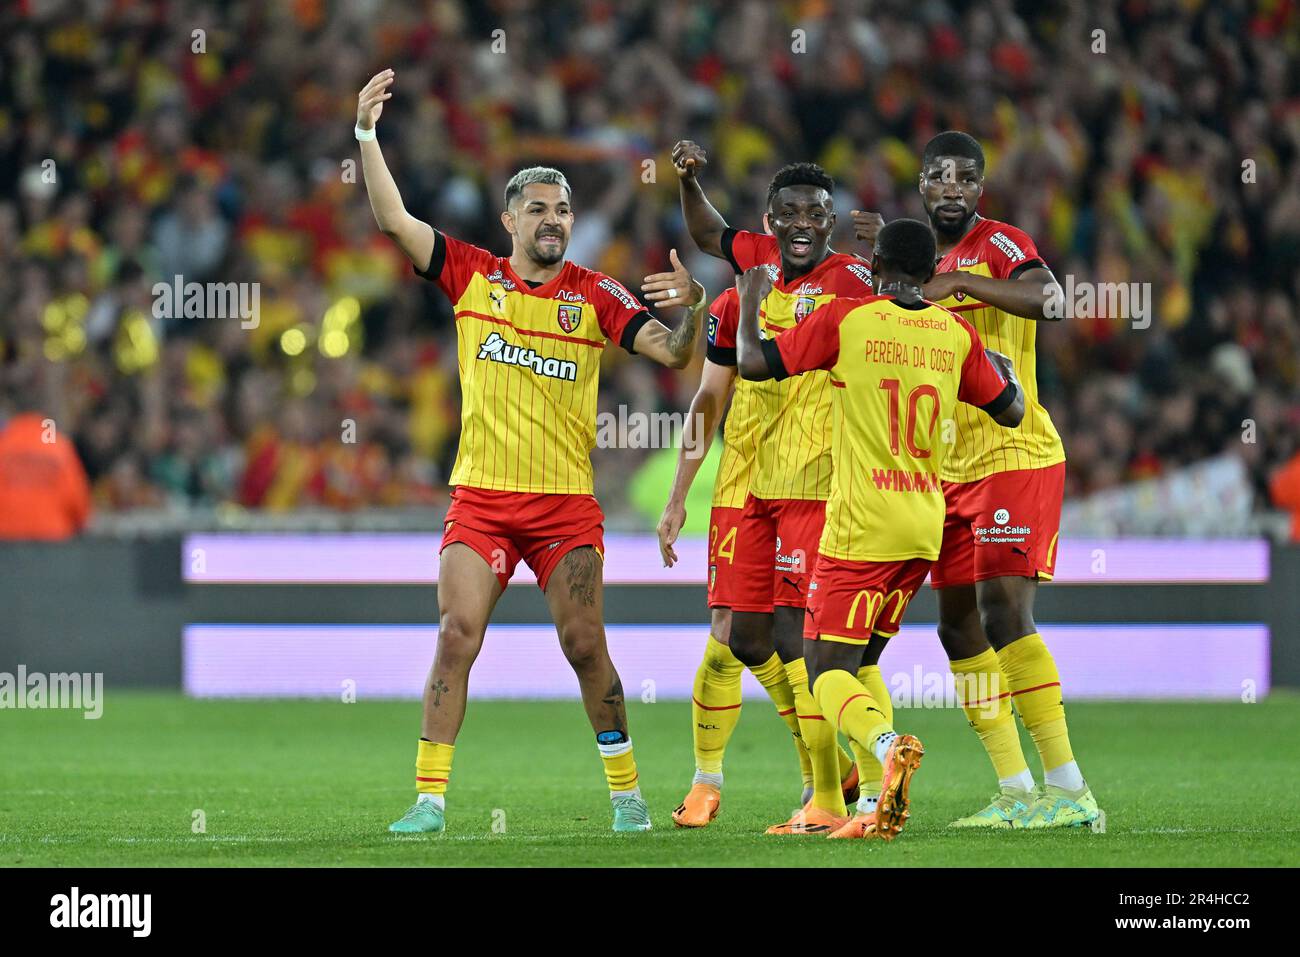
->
[[504, 167, 571, 210]]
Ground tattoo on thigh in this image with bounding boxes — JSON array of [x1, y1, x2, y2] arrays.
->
[[562, 547, 601, 607], [430, 678, 449, 707]]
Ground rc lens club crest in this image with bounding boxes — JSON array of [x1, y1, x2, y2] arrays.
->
[[557, 303, 582, 333]]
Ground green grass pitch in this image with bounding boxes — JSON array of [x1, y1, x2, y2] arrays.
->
[[2, 691, 1297, 867]]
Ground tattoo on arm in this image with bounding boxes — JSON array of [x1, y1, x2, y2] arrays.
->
[[561, 546, 602, 607], [666, 307, 701, 360]]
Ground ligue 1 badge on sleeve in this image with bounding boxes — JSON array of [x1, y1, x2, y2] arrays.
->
[[557, 303, 582, 333]]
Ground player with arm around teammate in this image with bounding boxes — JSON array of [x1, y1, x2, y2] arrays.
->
[[854, 132, 1100, 829], [735, 218, 1024, 839]]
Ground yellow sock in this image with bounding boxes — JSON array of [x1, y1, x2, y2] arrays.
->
[[416, 739, 454, 795], [811, 669, 893, 761], [998, 634, 1074, 773], [751, 651, 813, 788], [691, 635, 744, 774], [599, 739, 640, 795], [785, 658, 845, 815], [837, 740, 856, 785], [950, 648, 1030, 783], [853, 663, 893, 797]]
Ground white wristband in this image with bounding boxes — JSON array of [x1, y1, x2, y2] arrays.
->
[[354, 124, 376, 142]]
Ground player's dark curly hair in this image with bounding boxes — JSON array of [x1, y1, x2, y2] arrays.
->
[[921, 130, 986, 176], [873, 218, 937, 282], [766, 162, 835, 208]]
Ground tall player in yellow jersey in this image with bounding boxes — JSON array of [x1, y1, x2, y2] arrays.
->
[[673, 143, 874, 834], [356, 70, 708, 835], [736, 219, 1026, 839], [856, 131, 1101, 829]]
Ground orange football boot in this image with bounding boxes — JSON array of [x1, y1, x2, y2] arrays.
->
[[826, 809, 880, 839], [875, 734, 924, 841], [764, 801, 849, 836], [672, 783, 721, 828]]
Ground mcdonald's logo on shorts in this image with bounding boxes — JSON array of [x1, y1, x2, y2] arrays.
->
[[845, 587, 915, 631]]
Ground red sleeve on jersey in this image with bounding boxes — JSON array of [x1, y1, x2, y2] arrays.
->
[[773, 299, 851, 377], [706, 289, 739, 365], [982, 223, 1044, 280], [414, 231, 498, 302], [824, 254, 875, 296], [955, 315, 1009, 406], [722, 228, 779, 274], [590, 273, 652, 351]]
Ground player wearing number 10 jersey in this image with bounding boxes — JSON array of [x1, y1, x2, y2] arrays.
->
[[736, 218, 1026, 839], [852, 133, 1101, 830]]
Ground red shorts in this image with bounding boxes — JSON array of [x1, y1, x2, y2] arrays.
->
[[730, 494, 826, 613], [930, 463, 1065, 589], [707, 505, 744, 608], [804, 555, 932, 645], [441, 486, 604, 592]]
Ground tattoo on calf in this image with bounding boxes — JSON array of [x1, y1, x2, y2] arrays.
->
[[602, 675, 627, 733], [430, 678, 449, 708]]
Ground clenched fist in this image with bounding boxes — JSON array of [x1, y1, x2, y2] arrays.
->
[[850, 210, 885, 249], [672, 140, 709, 180]]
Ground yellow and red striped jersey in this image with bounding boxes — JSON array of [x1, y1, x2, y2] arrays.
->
[[417, 231, 651, 494], [771, 294, 1012, 562], [931, 218, 1065, 482], [703, 288, 761, 509], [720, 228, 874, 501]]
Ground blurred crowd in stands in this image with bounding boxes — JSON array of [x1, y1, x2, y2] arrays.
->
[[1, 0, 1297, 535]]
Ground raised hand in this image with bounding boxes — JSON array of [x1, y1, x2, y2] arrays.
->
[[672, 140, 709, 180], [642, 248, 705, 309], [850, 210, 884, 249], [357, 69, 395, 130]]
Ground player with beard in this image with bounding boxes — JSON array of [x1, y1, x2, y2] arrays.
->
[[356, 69, 710, 835], [671, 143, 878, 835], [854, 131, 1101, 829]]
